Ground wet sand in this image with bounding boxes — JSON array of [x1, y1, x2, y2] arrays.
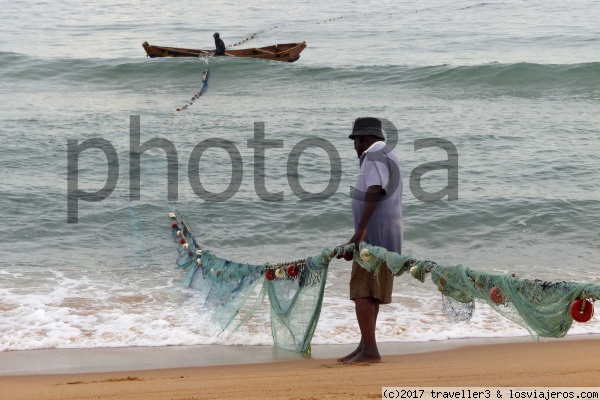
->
[[2, 337, 600, 400]]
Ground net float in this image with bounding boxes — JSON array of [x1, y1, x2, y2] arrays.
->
[[490, 286, 504, 305], [287, 264, 298, 277], [275, 268, 285, 279], [360, 248, 372, 262], [410, 266, 418, 278], [343, 251, 353, 261], [265, 269, 276, 281], [570, 299, 594, 323]]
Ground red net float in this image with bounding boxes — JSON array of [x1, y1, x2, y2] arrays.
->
[[287, 265, 298, 277], [265, 269, 276, 281], [343, 251, 353, 261], [179, 237, 186, 244], [171, 221, 178, 229], [570, 299, 594, 323], [489, 286, 504, 304], [436, 277, 447, 293]]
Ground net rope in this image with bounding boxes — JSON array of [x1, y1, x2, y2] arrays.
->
[[178, 62, 210, 112], [168, 213, 598, 352], [226, 2, 504, 48]]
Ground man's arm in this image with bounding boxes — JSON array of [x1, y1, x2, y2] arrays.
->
[[351, 185, 383, 250], [334, 185, 383, 258]]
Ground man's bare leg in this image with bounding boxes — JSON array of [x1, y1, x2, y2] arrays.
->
[[337, 299, 380, 362], [345, 297, 381, 363]]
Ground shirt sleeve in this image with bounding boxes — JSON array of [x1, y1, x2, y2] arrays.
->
[[363, 157, 390, 193]]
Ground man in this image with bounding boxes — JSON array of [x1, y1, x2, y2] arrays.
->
[[336, 117, 403, 364], [213, 32, 226, 56]]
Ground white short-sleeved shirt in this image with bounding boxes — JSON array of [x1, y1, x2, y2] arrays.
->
[[351, 141, 403, 253]]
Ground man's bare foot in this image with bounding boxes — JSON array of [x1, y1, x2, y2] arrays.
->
[[344, 351, 381, 364], [336, 346, 363, 363]]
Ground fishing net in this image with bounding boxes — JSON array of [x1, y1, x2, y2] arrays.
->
[[171, 214, 329, 352], [344, 243, 600, 341], [430, 265, 600, 340], [168, 213, 599, 352], [266, 251, 329, 352]]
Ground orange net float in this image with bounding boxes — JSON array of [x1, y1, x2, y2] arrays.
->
[[265, 269, 276, 281], [570, 299, 594, 323], [489, 286, 504, 305]]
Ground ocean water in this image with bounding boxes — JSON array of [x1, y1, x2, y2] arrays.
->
[[1, 0, 600, 352]]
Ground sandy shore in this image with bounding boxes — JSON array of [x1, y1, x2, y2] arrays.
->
[[2, 338, 600, 400]]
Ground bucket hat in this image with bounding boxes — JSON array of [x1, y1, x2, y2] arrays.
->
[[348, 117, 385, 140]]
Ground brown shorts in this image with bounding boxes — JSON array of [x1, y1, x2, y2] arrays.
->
[[349, 260, 394, 304]]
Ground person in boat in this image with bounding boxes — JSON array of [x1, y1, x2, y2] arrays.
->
[[213, 32, 226, 56], [335, 117, 403, 364]]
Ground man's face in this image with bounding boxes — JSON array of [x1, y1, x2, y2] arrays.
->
[[354, 136, 363, 158], [353, 138, 363, 158]]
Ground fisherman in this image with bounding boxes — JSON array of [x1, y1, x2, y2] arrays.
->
[[335, 117, 403, 364], [213, 32, 226, 56]]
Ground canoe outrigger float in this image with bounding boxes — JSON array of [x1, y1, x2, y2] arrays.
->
[[142, 41, 307, 62]]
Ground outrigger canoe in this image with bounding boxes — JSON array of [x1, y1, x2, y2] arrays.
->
[[142, 41, 307, 62]]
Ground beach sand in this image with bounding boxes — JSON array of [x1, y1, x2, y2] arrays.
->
[[2, 338, 600, 400]]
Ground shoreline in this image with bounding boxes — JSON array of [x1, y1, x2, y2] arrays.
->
[[0, 335, 529, 376], [2, 334, 600, 376], [2, 336, 600, 400]]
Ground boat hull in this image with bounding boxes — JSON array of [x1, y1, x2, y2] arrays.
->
[[142, 41, 306, 62]]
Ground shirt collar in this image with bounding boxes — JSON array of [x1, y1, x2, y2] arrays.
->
[[363, 141, 385, 154]]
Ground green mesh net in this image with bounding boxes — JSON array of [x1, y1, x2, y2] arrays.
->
[[171, 214, 329, 352], [169, 213, 599, 352], [429, 265, 600, 340], [266, 252, 328, 352], [343, 242, 600, 341]]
